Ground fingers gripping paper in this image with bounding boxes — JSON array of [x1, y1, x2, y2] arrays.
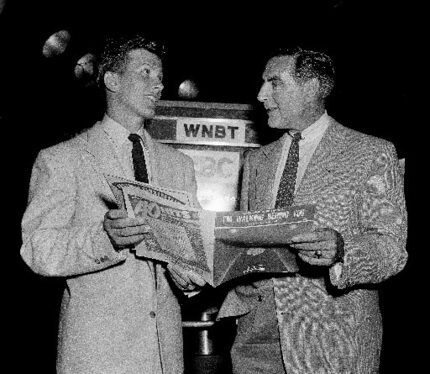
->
[[106, 174, 215, 278]]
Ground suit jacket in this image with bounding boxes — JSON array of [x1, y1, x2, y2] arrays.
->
[[218, 118, 408, 374], [21, 120, 199, 374]]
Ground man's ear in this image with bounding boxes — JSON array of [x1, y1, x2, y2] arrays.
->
[[304, 78, 320, 100], [104, 71, 120, 92]]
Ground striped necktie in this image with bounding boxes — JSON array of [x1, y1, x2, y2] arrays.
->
[[128, 133, 149, 183], [275, 132, 302, 208]]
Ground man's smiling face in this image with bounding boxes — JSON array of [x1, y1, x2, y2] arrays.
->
[[114, 48, 164, 119]]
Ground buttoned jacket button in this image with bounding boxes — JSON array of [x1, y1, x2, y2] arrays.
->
[[149, 311, 156, 318]]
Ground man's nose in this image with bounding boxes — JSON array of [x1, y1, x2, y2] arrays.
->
[[257, 83, 268, 102]]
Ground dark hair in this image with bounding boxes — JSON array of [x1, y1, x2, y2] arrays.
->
[[271, 46, 335, 101], [97, 33, 166, 88]]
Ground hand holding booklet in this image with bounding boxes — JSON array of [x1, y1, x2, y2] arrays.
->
[[105, 175, 316, 287]]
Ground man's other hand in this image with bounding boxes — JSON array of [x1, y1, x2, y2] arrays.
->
[[289, 227, 344, 266], [167, 264, 206, 292], [103, 209, 151, 250]]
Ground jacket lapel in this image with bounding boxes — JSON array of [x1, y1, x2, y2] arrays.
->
[[141, 132, 176, 287], [294, 118, 350, 204], [86, 122, 127, 175], [80, 122, 127, 204], [141, 129, 159, 185], [256, 137, 284, 209]]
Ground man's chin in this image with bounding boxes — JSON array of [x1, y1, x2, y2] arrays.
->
[[267, 118, 282, 129], [141, 107, 156, 119], [267, 111, 282, 128]]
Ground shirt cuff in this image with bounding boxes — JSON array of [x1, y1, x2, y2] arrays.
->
[[329, 262, 344, 287]]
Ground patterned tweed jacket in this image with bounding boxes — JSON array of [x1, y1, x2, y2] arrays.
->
[[218, 118, 408, 374]]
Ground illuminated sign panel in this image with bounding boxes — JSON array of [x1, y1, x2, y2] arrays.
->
[[176, 117, 247, 145], [179, 149, 240, 211]]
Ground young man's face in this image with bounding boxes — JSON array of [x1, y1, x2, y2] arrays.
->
[[113, 48, 164, 119], [257, 56, 309, 131]]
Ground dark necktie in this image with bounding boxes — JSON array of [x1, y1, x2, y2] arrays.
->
[[275, 132, 302, 208], [128, 133, 149, 183]]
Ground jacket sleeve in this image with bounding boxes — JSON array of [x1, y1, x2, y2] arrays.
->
[[20, 148, 127, 277], [330, 141, 408, 289]]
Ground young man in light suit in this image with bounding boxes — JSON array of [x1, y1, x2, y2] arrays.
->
[[218, 47, 408, 373], [20, 33, 205, 374]]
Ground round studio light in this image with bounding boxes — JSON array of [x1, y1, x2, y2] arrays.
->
[[42, 30, 71, 58], [74, 53, 96, 80], [178, 79, 199, 99]]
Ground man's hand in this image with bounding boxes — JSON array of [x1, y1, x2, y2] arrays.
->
[[103, 209, 151, 251], [289, 227, 344, 266], [167, 264, 206, 292]]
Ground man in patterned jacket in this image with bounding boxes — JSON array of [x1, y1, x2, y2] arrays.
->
[[218, 47, 407, 373]]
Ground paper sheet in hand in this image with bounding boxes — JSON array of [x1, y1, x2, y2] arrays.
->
[[105, 175, 216, 281], [215, 205, 316, 246], [212, 205, 316, 285]]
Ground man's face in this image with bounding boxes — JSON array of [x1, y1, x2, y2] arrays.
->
[[257, 56, 308, 130], [113, 48, 163, 119]]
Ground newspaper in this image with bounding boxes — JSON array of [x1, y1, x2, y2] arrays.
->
[[105, 175, 316, 287], [212, 206, 315, 285]]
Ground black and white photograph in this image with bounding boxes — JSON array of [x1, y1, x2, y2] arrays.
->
[[1, 1, 422, 373]]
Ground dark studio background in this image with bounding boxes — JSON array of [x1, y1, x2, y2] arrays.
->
[[0, 0, 423, 373]]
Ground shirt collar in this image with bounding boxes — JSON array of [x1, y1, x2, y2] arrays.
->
[[101, 114, 144, 149], [287, 111, 330, 143]]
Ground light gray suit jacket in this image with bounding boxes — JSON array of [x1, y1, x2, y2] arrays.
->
[[21, 120, 199, 374], [219, 118, 408, 374]]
